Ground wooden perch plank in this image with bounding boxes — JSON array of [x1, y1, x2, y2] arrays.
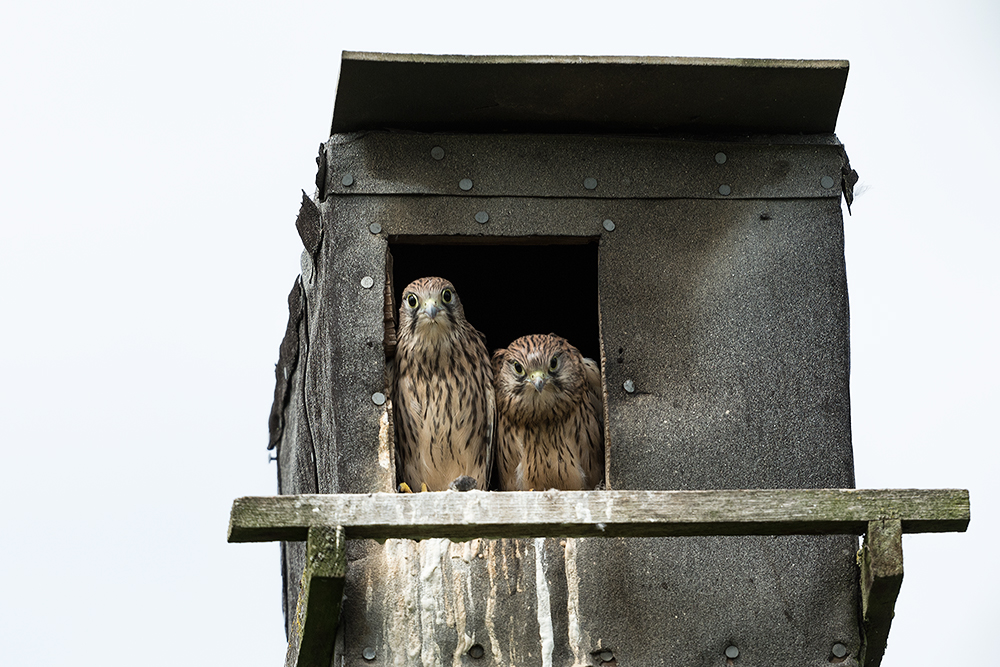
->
[[285, 526, 346, 667], [228, 488, 969, 543], [859, 519, 904, 667]]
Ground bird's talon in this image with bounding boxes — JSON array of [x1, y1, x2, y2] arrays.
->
[[420, 482, 428, 493], [399, 482, 414, 493]]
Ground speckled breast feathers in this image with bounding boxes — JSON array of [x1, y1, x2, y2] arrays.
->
[[493, 334, 604, 491], [391, 277, 495, 491]]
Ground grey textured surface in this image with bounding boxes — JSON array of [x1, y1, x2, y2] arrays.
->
[[322, 132, 848, 201], [275, 295, 317, 640], [598, 197, 853, 491], [272, 128, 859, 665], [331, 53, 848, 135]]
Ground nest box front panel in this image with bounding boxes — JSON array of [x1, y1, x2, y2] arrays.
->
[[277, 131, 859, 665]]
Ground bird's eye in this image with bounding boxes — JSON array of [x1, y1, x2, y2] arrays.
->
[[549, 356, 559, 371], [512, 361, 524, 375], [406, 294, 419, 309], [441, 289, 453, 304]]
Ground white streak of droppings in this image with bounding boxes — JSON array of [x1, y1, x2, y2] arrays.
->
[[449, 541, 470, 666], [381, 539, 421, 667], [377, 408, 392, 470], [418, 538, 449, 667], [534, 538, 554, 667], [577, 504, 593, 524], [564, 538, 587, 666], [484, 541, 501, 664]]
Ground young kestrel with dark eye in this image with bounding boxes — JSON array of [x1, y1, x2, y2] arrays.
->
[[493, 334, 604, 491], [391, 277, 495, 492]]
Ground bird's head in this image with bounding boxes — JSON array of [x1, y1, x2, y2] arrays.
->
[[493, 334, 586, 419], [398, 277, 467, 343]]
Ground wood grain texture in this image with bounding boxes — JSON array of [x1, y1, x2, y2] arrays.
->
[[284, 526, 346, 667], [228, 488, 969, 543], [859, 519, 904, 667]]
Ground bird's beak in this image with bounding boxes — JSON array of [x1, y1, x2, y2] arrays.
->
[[529, 372, 547, 393], [423, 302, 439, 320]]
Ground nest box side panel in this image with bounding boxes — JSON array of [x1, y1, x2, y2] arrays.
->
[[272, 278, 319, 640]]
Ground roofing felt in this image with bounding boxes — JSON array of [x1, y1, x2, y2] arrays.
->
[[330, 52, 849, 136]]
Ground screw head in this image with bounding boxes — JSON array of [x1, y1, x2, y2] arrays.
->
[[368, 222, 382, 234], [468, 644, 485, 659], [602, 219, 616, 232], [832, 643, 848, 658], [583, 177, 598, 190], [363, 646, 376, 661], [821, 175, 836, 189], [342, 174, 354, 187], [459, 178, 474, 191], [372, 392, 386, 406], [715, 152, 727, 164], [599, 650, 614, 662], [431, 146, 445, 160], [475, 211, 489, 224], [623, 379, 635, 393], [725, 645, 739, 659], [361, 276, 374, 289], [718, 184, 732, 196]]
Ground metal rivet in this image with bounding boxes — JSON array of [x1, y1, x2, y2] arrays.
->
[[821, 175, 836, 189], [583, 177, 598, 190], [725, 645, 739, 659], [372, 392, 386, 406], [342, 174, 354, 187], [623, 379, 635, 393], [602, 219, 616, 232], [715, 152, 727, 164], [468, 644, 485, 659], [361, 276, 374, 289], [459, 178, 473, 191], [718, 184, 732, 196], [832, 643, 848, 658], [599, 650, 614, 662], [475, 211, 489, 224], [363, 647, 376, 661], [431, 146, 445, 160], [368, 222, 382, 234]]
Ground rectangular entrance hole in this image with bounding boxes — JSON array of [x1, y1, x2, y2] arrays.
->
[[387, 237, 603, 490], [388, 238, 601, 362]]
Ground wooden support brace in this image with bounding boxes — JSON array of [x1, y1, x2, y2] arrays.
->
[[285, 526, 346, 667], [859, 519, 904, 667]]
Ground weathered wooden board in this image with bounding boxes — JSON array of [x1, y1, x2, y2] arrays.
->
[[859, 519, 905, 667], [284, 526, 347, 667], [229, 488, 970, 543]]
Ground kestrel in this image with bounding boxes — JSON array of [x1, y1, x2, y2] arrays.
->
[[391, 277, 495, 492], [493, 334, 604, 491]]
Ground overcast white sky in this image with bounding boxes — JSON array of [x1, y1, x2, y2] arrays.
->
[[1, 1, 997, 665]]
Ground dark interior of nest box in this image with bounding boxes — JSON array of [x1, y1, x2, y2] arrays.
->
[[389, 239, 601, 363]]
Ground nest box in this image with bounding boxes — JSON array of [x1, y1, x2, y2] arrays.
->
[[271, 52, 864, 666]]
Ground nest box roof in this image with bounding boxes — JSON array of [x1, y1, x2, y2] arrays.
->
[[330, 52, 849, 136]]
